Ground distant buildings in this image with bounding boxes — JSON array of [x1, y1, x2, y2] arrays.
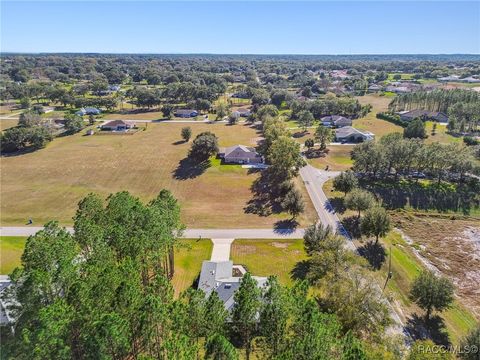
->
[[438, 75, 480, 83]]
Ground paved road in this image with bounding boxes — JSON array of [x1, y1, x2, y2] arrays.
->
[[0, 226, 305, 239], [299, 164, 405, 335]]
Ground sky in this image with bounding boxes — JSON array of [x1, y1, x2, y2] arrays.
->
[[1, 1, 479, 54]]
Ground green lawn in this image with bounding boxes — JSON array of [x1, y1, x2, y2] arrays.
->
[[0, 235, 212, 296], [424, 121, 462, 144], [230, 239, 306, 286], [172, 238, 212, 296], [0, 236, 27, 274]]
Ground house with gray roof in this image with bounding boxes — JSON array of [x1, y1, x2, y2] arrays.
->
[[335, 126, 374, 143], [321, 115, 352, 128], [198, 260, 267, 312], [398, 110, 449, 123], [219, 145, 263, 164], [174, 109, 198, 118]]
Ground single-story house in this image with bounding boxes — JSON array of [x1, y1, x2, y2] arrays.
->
[[231, 92, 249, 99], [232, 108, 251, 118], [76, 107, 101, 116], [198, 260, 267, 312], [398, 110, 449, 123], [335, 126, 374, 143], [438, 75, 461, 82], [101, 120, 136, 131], [174, 109, 198, 118], [219, 145, 263, 164], [108, 85, 121, 91], [321, 115, 352, 128], [368, 84, 383, 92]]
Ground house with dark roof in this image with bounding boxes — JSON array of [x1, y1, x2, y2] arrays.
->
[[335, 126, 374, 143], [321, 115, 352, 128], [219, 145, 263, 164], [198, 261, 267, 312], [174, 109, 198, 118], [101, 120, 136, 131], [398, 110, 449, 123]]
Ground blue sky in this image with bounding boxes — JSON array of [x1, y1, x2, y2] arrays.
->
[[1, 1, 479, 54]]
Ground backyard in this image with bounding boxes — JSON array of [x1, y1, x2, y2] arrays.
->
[[230, 238, 307, 285], [1, 122, 317, 228]]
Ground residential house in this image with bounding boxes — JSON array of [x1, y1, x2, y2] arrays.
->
[[231, 92, 250, 99], [398, 110, 449, 123], [101, 120, 136, 131], [76, 107, 101, 116], [174, 109, 198, 118], [368, 84, 383, 92], [232, 108, 252, 118], [198, 260, 267, 312], [321, 115, 352, 128], [335, 126, 374, 143], [219, 145, 263, 164]]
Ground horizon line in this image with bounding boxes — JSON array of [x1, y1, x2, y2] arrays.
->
[[2, 52, 480, 56]]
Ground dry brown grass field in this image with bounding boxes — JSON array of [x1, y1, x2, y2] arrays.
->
[[0, 119, 19, 131], [1, 122, 317, 228], [354, 94, 403, 138], [307, 145, 354, 171]]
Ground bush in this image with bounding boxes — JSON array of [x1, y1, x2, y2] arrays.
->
[[376, 112, 408, 127], [463, 136, 479, 146]]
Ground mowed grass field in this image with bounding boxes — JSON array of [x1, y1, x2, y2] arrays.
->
[[1, 122, 317, 228], [172, 238, 212, 296], [0, 236, 27, 274], [0, 235, 212, 297], [307, 145, 354, 171], [230, 239, 307, 286]]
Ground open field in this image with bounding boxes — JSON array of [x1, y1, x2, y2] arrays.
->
[[424, 121, 462, 144], [322, 180, 479, 343], [0, 119, 19, 131], [1, 122, 317, 228], [307, 145, 354, 171], [355, 94, 403, 138], [172, 238, 212, 296], [230, 238, 306, 286], [0, 236, 27, 274], [377, 227, 478, 344]]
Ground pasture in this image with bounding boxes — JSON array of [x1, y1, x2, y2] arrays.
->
[[1, 122, 317, 228]]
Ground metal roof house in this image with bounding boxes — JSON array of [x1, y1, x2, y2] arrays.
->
[[198, 260, 268, 312]]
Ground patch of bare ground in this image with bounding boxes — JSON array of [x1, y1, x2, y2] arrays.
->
[[392, 212, 480, 319]]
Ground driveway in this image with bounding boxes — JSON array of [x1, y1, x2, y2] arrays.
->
[[210, 239, 234, 261]]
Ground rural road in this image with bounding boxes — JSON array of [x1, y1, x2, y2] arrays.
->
[[0, 227, 305, 239]]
